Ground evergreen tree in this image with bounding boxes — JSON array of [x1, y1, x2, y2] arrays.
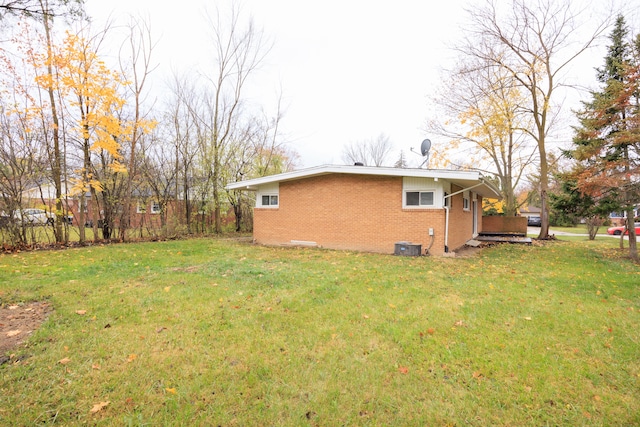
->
[[550, 170, 617, 239], [394, 150, 408, 169], [571, 15, 640, 262]]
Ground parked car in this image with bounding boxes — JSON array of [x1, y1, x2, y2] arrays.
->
[[607, 222, 640, 235], [527, 216, 542, 226], [13, 208, 55, 225], [0, 211, 10, 226]]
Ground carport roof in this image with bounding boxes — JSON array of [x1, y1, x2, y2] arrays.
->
[[226, 164, 502, 199]]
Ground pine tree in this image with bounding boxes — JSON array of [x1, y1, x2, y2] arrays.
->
[[571, 15, 640, 262]]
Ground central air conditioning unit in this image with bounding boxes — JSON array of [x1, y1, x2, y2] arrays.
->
[[394, 241, 422, 256]]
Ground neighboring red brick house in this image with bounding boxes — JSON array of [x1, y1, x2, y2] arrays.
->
[[227, 165, 501, 256]]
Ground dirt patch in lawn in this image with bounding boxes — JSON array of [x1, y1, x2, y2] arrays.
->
[[0, 301, 52, 360]]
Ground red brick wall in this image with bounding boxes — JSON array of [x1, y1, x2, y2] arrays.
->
[[254, 174, 463, 255], [447, 187, 467, 252]]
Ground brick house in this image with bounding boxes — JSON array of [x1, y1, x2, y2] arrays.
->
[[227, 165, 501, 256]]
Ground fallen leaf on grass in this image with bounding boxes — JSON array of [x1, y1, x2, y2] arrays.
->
[[76, 310, 87, 315], [165, 387, 177, 394], [127, 354, 137, 362], [90, 401, 109, 413], [523, 317, 532, 321], [164, 286, 171, 292], [92, 363, 101, 370], [58, 357, 71, 365], [398, 366, 409, 374], [156, 327, 167, 333], [6, 330, 21, 337]]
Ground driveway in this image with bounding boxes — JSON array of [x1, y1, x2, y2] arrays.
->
[[528, 227, 629, 239]]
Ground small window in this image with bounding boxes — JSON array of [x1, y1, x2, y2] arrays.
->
[[463, 197, 470, 210], [444, 192, 450, 208], [151, 201, 161, 214], [406, 191, 434, 207], [136, 202, 146, 214], [261, 195, 278, 207]]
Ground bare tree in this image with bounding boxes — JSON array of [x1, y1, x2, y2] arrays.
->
[[427, 58, 537, 215], [223, 94, 297, 231], [460, 0, 609, 237], [0, 0, 83, 21], [165, 72, 201, 233], [341, 133, 393, 166], [197, 3, 271, 233], [117, 15, 157, 241], [0, 104, 48, 245]]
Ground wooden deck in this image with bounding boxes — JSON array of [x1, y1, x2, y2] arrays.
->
[[474, 232, 532, 244]]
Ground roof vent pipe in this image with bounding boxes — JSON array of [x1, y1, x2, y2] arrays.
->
[[354, 162, 364, 166]]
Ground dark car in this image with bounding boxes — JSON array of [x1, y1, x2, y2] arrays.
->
[[527, 216, 541, 226]]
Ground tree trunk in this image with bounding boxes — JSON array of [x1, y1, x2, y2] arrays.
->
[[537, 135, 550, 239], [626, 209, 638, 262], [41, 7, 64, 244]]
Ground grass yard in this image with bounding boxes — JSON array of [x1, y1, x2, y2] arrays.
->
[[0, 237, 639, 426]]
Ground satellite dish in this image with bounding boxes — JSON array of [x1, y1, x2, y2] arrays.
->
[[420, 139, 431, 157]]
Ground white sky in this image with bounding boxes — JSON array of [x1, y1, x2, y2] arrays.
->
[[83, 0, 629, 169]]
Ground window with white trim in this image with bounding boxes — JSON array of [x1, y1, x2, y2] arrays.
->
[[151, 201, 161, 214], [261, 195, 279, 207], [136, 202, 146, 213], [405, 191, 435, 207], [463, 191, 470, 211]]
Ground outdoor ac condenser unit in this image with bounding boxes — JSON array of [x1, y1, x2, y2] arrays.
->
[[394, 242, 422, 256]]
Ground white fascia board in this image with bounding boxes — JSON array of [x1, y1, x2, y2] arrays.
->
[[226, 164, 501, 198]]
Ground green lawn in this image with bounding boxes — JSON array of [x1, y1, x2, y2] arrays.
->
[[1, 237, 639, 426]]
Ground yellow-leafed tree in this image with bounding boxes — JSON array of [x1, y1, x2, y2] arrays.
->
[[51, 29, 127, 243]]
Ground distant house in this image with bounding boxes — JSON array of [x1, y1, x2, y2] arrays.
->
[[17, 181, 177, 229], [519, 206, 541, 219], [609, 206, 639, 227], [226, 165, 502, 256]]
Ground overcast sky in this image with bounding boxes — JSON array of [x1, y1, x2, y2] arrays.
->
[[84, 0, 629, 169]]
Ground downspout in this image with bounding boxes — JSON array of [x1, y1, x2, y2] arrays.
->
[[444, 204, 450, 253]]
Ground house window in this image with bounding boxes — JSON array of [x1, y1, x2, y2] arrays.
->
[[151, 201, 161, 214], [405, 191, 434, 207], [463, 192, 470, 211], [261, 195, 278, 207], [444, 192, 450, 208], [136, 202, 146, 213]]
